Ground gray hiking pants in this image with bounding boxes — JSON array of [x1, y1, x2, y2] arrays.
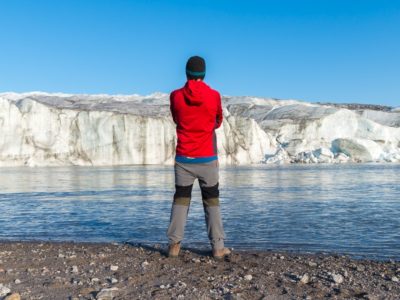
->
[[167, 160, 225, 250]]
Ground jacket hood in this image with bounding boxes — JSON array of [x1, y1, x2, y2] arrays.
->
[[182, 80, 209, 106]]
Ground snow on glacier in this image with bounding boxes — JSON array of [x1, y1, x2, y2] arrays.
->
[[0, 92, 399, 166]]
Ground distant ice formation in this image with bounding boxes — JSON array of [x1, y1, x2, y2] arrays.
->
[[0, 92, 399, 166]]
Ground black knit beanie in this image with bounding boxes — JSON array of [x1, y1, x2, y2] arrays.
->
[[186, 56, 206, 80]]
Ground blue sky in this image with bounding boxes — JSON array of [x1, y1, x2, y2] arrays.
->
[[0, 0, 399, 106]]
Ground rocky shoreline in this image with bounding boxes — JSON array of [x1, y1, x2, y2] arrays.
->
[[0, 242, 399, 300]]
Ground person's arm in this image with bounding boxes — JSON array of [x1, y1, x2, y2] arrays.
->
[[170, 92, 177, 124], [215, 92, 223, 128]]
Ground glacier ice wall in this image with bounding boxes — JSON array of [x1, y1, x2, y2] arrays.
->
[[0, 92, 399, 166]]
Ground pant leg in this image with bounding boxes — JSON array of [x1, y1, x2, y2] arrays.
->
[[166, 162, 195, 244], [198, 160, 226, 250]]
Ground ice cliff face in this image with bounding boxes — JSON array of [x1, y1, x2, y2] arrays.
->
[[0, 92, 399, 166]]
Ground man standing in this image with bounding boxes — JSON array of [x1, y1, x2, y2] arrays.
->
[[167, 56, 230, 259]]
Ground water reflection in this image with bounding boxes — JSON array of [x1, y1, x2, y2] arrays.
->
[[0, 164, 399, 260]]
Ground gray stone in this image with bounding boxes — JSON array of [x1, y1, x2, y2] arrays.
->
[[175, 281, 187, 289], [244, 274, 253, 281], [141, 261, 149, 268], [71, 265, 79, 274], [0, 283, 11, 297], [110, 265, 118, 271], [96, 287, 119, 300], [91, 277, 100, 283], [110, 278, 118, 284], [300, 273, 310, 284], [331, 273, 344, 284], [308, 261, 318, 267], [356, 265, 366, 272], [224, 292, 243, 300]]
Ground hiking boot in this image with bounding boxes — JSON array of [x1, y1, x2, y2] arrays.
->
[[168, 243, 181, 258], [212, 247, 231, 260]]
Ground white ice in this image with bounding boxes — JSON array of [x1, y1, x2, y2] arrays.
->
[[0, 92, 399, 166]]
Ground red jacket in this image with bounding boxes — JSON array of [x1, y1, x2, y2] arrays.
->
[[170, 80, 223, 158]]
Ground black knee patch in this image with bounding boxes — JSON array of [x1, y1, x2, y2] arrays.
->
[[200, 183, 219, 199], [174, 184, 193, 199]]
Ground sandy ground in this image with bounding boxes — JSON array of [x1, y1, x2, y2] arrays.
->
[[0, 241, 399, 300]]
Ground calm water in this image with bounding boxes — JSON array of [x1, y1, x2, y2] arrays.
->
[[0, 164, 399, 260]]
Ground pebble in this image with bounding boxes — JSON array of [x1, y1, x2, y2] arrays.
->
[[300, 273, 310, 284], [0, 284, 11, 297], [71, 265, 79, 274], [4, 293, 21, 300], [110, 265, 118, 271], [96, 287, 119, 300], [266, 271, 275, 276], [308, 261, 318, 267], [175, 281, 187, 289], [356, 265, 366, 272], [2, 243, 399, 299], [219, 286, 230, 294], [331, 273, 344, 284], [160, 284, 171, 289], [110, 278, 118, 284], [141, 261, 149, 268], [225, 293, 243, 300], [91, 278, 100, 283], [244, 274, 253, 281]]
